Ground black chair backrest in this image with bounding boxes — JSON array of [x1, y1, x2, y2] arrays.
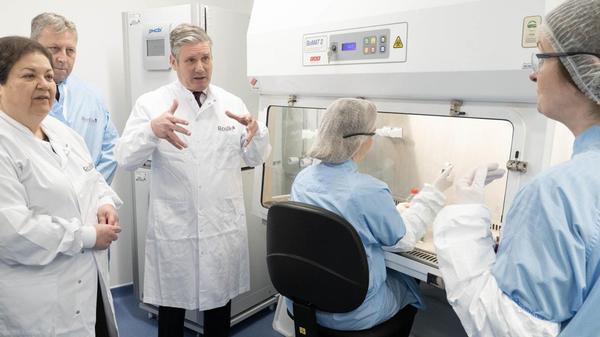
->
[[266, 201, 369, 313]]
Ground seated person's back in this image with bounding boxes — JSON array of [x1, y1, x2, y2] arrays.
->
[[286, 98, 449, 332]]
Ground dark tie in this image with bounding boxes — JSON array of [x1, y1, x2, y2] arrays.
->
[[55, 85, 61, 102], [193, 91, 202, 108]]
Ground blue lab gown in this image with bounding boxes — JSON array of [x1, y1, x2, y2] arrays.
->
[[287, 160, 422, 330], [51, 75, 119, 184], [493, 125, 600, 335]]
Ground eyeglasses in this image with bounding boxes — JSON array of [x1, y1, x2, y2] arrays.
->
[[342, 132, 376, 139], [531, 51, 600, 72]]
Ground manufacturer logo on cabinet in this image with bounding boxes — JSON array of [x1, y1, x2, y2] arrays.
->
[[303, 35, 327, 52], [305, 38, 324, 47]]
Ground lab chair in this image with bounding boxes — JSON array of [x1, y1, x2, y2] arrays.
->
[[266, 201, 415, 337]]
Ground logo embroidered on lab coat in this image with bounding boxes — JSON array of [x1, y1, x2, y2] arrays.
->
[[81, 116, 98, 123], [217, 125, 236, 131]]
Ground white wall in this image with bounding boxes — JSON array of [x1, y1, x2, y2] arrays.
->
[[0, 0, 253, 287], [550, 121, 575, 165], [546, 0, 566, 11]]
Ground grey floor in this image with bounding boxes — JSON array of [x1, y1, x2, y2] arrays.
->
[[112, 285, 281, 337]]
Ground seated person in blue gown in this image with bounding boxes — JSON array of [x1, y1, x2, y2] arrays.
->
[[287, 98, 453, 333]]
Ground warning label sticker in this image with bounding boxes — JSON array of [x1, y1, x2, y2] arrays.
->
[[393, 36, 404, 49]]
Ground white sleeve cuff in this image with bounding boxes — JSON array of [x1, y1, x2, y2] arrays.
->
[[254, 123, 269, 139], [383, 184, 446, 252], [80, 226, 96, 249], [433, 204, 560, 336], [443, 270, 560, 337], [99, 197, 116, 209], [143, 122, 160, 143], [241, 122, 271, 166], [383, 232, 419, 252], [420, 183, 446, 203]]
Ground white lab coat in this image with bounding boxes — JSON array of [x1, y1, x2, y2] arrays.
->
[[116, 81, 270, 310], [0, 112, 122, 337]]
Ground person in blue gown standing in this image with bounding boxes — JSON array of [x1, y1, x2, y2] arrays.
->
[[433, 0, 600, 336]]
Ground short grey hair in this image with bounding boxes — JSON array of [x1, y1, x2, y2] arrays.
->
[[309, 98, 377, 163], [31, 12, 77, 41], [169, 23, 212, 59]]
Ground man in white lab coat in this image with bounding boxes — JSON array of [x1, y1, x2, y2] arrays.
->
[[115, 23, 270, 337]]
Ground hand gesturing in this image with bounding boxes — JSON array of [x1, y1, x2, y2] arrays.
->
[[150, 100, 191, 150], [225, 110, 258, 147]]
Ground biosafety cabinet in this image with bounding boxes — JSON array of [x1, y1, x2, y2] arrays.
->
[[248, 0, 569, 336]]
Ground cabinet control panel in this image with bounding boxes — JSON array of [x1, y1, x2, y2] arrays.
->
[[303, 22, 407, 66]]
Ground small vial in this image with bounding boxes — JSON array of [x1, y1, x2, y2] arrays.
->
[[441, 162, 453, 173]]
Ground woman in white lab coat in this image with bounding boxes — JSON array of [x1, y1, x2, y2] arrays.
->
[[0, 36, 122, 337]]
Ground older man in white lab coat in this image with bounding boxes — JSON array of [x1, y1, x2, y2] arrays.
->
[[116, 23, 270, 337]]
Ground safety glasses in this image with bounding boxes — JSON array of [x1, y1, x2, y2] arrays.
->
[[342, 132, 376, 139], [531, 51, 600, 72]]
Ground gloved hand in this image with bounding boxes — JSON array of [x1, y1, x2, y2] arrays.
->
[[396, 202, 410, 213], [455, 163, 505, 204], [433, 164, 454, 192]]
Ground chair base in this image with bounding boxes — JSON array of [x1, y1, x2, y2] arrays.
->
[[288, 305, 417, 337], [273, 296, 294, 337]]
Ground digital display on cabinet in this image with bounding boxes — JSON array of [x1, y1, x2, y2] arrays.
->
[[147, 39, 165, 56], [341, 42, 356, 51]]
